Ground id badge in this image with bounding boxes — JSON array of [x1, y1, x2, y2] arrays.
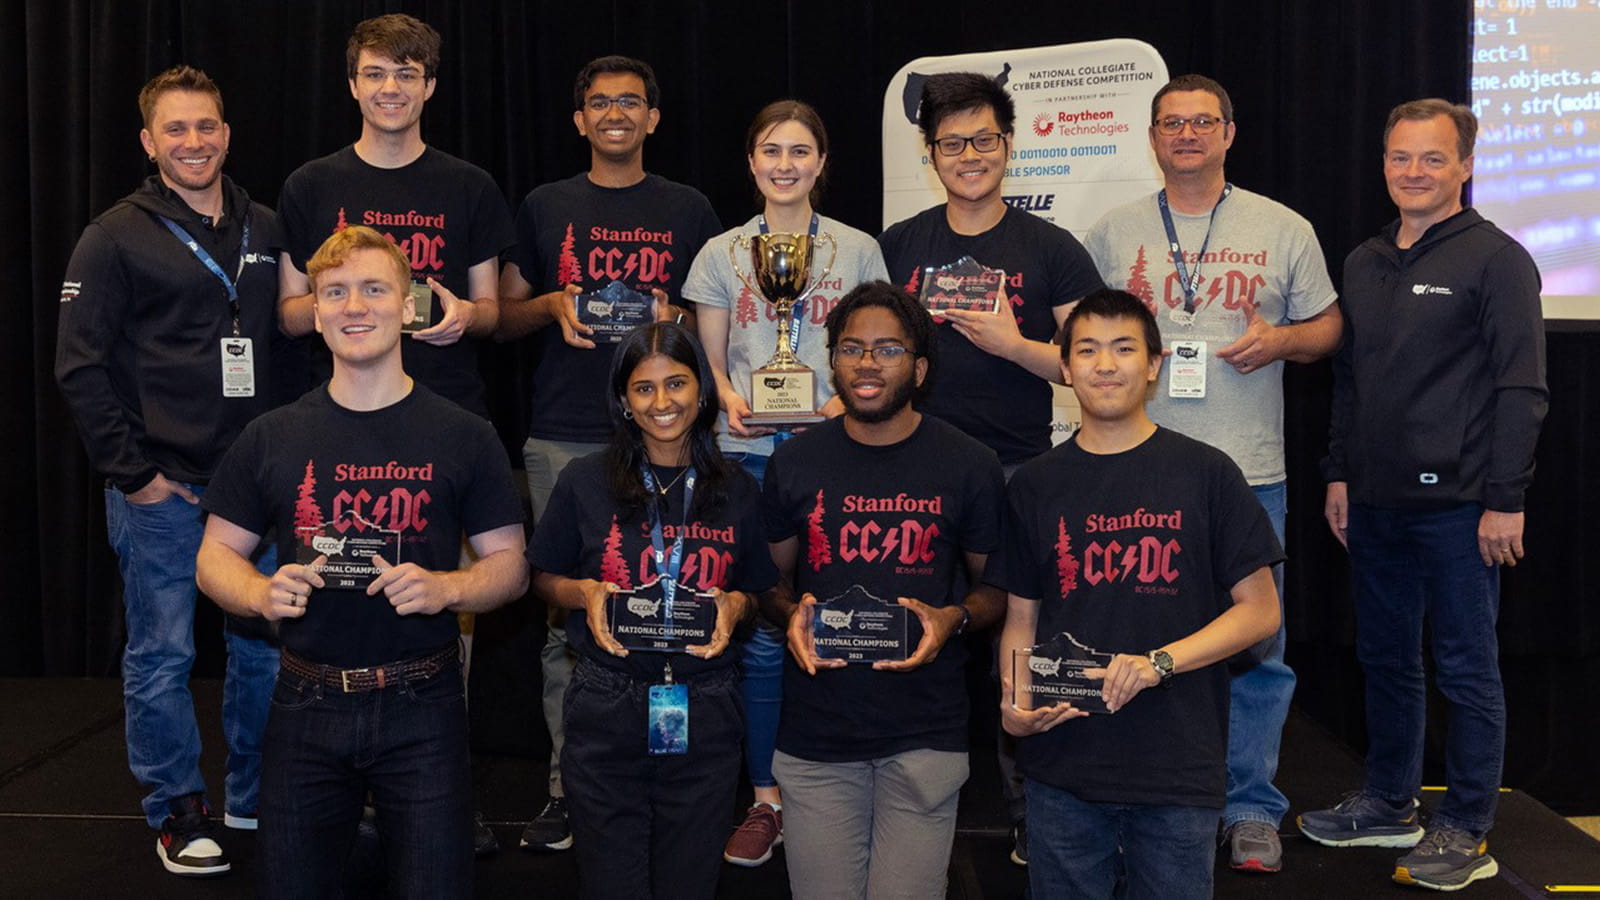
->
[[647, 683, 689, 756], [218, 337, 255, 398], [1168, 340, 1207, 399]]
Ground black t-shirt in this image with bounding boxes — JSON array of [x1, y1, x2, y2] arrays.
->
[[202, 385, 524, 667], [763, 416, 1005, 762], [513, 174, 722, 442], [278, 146, 516, 416], [984, 427, 1282, 808], [877, 205, 1104, 464], [527, 453, 776, 679]]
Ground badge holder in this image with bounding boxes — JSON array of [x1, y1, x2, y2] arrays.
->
[[647, 662, 688, 756]]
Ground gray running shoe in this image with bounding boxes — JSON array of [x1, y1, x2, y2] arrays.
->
[[1298, 791, 1424, 848], [1226, 820, 1282, 873], [1393, 825, 1499, 891]]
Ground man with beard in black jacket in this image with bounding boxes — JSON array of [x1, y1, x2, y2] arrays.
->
[[55, 65, 282, 878]]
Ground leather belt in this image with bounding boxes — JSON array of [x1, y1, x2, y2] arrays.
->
[[280, 644, 459, 693]]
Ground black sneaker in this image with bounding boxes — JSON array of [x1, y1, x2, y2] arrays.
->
[[519, 797, 572, 852], [473, 811, 500, 858], [1009, 819, 1028, 867], [1393, 825, 1499, 891], [1298, 791, 1424, 848], [156, 793, 231, 877]]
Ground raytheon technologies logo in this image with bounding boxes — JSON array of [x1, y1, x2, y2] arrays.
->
[[1032, 113, 1054, 137]]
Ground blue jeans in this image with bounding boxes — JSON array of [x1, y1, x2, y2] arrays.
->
[[258, 657, 472, 899], [1026, 778, 1218, 900], [106, 484, 279, 827], [731, 451, 784, 790], [1223, 480, 1295, 828], [1348, 502, 1503, 836]]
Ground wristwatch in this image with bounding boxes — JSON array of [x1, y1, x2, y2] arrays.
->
[[1147, 649, 1175, 684], [951, 605, 971, 636]]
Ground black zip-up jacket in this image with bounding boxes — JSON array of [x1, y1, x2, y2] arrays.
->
[[1323, 208, 1547, 511], [56, 176, 281, 494]]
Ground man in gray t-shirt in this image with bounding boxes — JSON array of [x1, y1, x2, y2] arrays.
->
[[1084, 74, 1341, 876]]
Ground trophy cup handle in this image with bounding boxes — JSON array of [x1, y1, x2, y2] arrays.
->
[[728, 235, 760, 296], [793, 232, 839, 305]]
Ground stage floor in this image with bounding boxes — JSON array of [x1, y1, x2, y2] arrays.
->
[[1, 678, 1595, 898]]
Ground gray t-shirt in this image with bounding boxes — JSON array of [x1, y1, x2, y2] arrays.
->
[[684, 214, 889, 456], [1085, 187, 1337, 484]]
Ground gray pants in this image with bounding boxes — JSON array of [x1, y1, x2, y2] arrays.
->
[[773, 748, 968, 900], [525, 436, 606, 797]]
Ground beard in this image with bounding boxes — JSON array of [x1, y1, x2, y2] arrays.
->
[[834, 371, 916, 424]]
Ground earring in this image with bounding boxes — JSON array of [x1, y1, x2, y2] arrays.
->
[[622, 408, 634, 420]]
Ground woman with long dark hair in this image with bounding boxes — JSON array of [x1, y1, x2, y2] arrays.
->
[[525, 322, 775, 898]]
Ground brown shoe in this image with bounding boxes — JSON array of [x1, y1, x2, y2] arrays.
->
[[723, 802, 782, 867]]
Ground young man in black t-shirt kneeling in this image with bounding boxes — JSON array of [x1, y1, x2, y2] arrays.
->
[[987, 289, 1281, 900]]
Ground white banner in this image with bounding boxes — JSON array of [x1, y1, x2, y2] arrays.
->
[[881, 39, 1170, 443]]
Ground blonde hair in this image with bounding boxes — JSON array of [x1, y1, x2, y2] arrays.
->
[[306, 226, 411, 292]]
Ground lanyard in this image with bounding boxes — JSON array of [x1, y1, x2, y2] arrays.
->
[[1157, 184, 1231, 314], [158, 213, 251, 337], [757, 212, 819, 350], [639, 464, 698, 631]]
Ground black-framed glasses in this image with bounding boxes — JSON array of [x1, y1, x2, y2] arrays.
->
[[585, 95, 645, 113], [834, 344, 912, 367], [930, 132, 1005, 157], [1155, 114, 1227, 135]]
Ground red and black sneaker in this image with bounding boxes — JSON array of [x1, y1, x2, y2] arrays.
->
[[156, 793, 231, 877]]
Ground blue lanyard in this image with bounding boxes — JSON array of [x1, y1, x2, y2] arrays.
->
[[1157, 184, 1230, 314], [639, 464, 697, 631], [158, 213, 251, 337], [757, 212, 819, 350]]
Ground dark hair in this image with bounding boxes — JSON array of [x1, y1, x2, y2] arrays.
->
[[138, 66, 223, 129], [824, 281, 937, 400], [1150, 73, 1233, 124], [745, 100, 829, 208], [604, 322, 736, 520], [1384, 98, 1476, 161], [1058, 288, 1163, 360], [917, 72, 1015, 139], [346, 14, 441, 80], [573, 55, 660, 110]]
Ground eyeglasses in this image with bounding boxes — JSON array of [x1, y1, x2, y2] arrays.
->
[[1155, 115, 1227, 135], [930, 132, 1005, 157], [585, 95, 646, 113], [834, 344, 912, 367], [358, 68, 425, 87]]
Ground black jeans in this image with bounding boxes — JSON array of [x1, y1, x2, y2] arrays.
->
[[562, 658, 743, 899]]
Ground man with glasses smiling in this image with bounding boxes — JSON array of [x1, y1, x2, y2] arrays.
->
[[1084, 73, 1342, 875], [495, 54, 721, 855]]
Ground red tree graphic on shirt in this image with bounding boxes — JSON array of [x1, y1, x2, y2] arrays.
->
[[735, 284, 759, 328], [334, 207, 349, 231], [293, 461, 324, 545], [1055, 518, 1079, 598], [600, 515, 632, 588], [806, 490, 832, 571], [903, 267, 921, 295], [1126, 245, 1155, 304], [556, 223, 582, 286]]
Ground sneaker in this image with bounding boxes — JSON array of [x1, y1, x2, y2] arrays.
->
[[223, 810, 257, 831], [1009, 819, 1028, 867], [1393, 826, 1499, 891], [1226, 820, 1283, 873], [473, 811, 500, 858], [1298, 791, 1425, 848], [724, 802, 783, 867], [519, 797, 572, 852], [156, 793, 231, 877]]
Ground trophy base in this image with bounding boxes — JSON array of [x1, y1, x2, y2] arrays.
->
[[749, 366, 819, 426]]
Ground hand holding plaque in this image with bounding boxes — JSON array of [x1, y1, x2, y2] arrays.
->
[[295, 514, 401, 593], [919, 256, 1005, 314], [576, 280, 657, 344], [1011, 632, 1115, 715], [729, 231, 837, 426], [605, 574, 718, 653], [811, 584, 910, 664]]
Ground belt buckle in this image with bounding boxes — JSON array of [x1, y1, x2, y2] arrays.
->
[[341, 668, 370, 693]]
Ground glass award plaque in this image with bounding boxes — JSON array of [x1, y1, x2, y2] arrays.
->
[[576, 280, 655, 343], [811, 584, 910, 663], [400, 281, 435, 333], [294, 516, 401, 592], [1011, 632, 1114, 715], [919, 256, 1005, 314], [606, 575, 717, 652]]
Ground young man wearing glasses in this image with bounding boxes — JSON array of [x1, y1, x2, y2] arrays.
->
[[760, 281, 1006, 900], [495, 55, 722, 854], [1083, 73, 1342, 875]]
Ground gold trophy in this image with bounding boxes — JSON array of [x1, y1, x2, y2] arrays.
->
[[729, 231, 837, 425]]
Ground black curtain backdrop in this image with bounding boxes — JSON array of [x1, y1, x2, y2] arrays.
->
[[8, 1, 1597, 811]]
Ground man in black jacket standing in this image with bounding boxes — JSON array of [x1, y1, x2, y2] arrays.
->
[[55, 65, 281, 877], [1300, 98, 1547, 893]]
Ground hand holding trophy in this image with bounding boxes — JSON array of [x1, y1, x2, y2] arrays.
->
[[729, 230, 837, 426]]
